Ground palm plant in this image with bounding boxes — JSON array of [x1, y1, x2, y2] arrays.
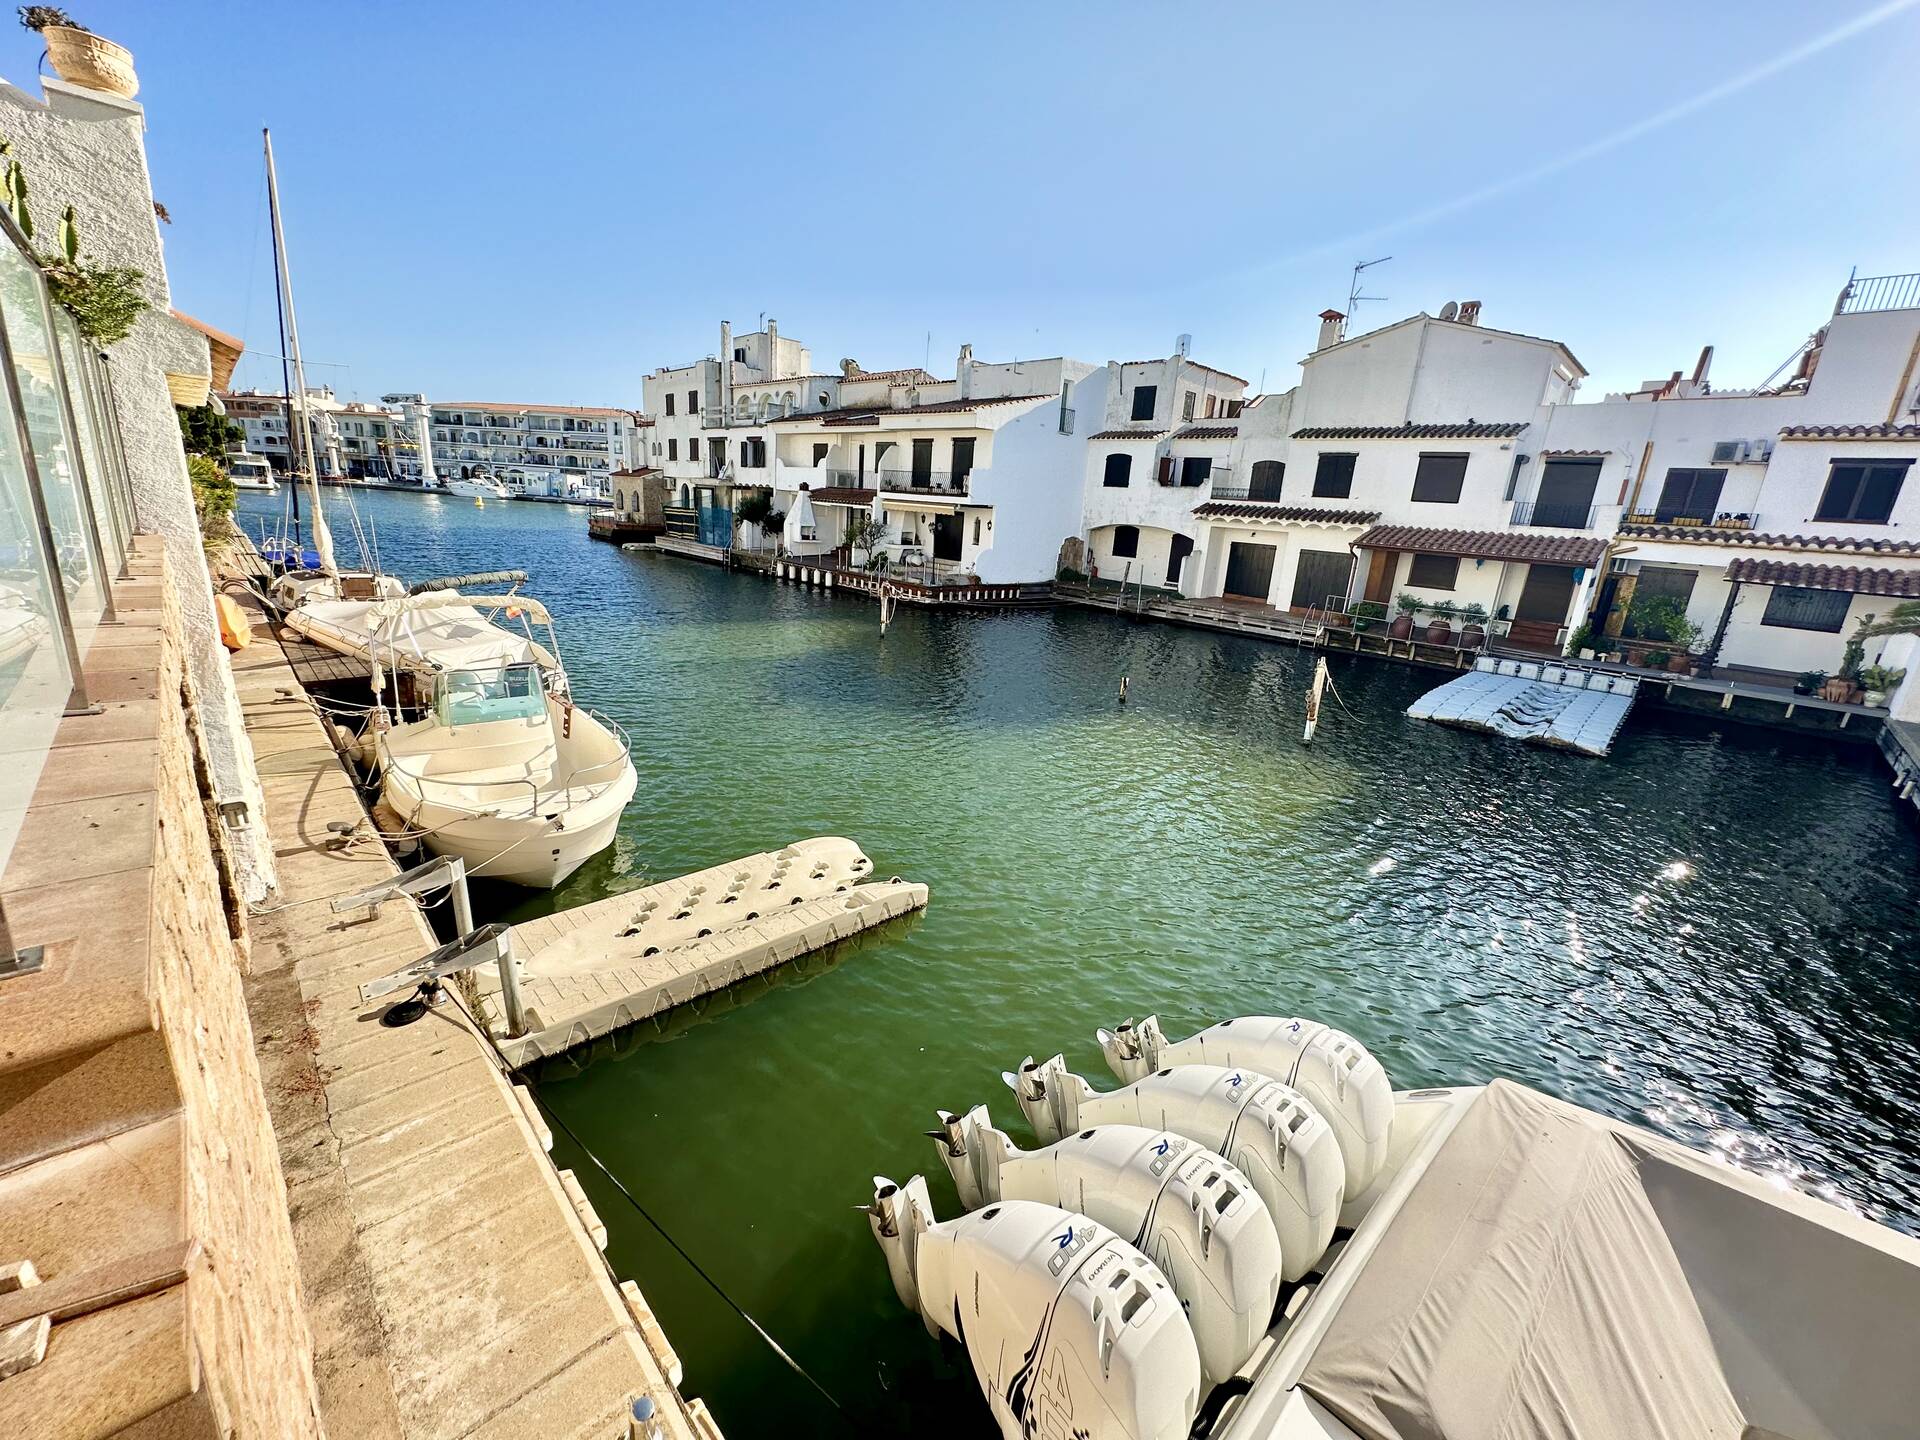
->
[[1859, 601, 1920, 638]]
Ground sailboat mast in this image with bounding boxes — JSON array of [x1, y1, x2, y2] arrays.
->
[[263, 127, 335, 574], [265, 137, 301, 552]]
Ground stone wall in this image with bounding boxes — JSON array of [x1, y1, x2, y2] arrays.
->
[[149, 555, 326, 1436]]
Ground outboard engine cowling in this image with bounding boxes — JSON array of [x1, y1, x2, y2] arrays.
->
[[1099, 1015, 1393, 1196], [930, 1106, 1284, 1388], [1004, 1058, 1343, 1281], [867, 1176, 1201, 1440]]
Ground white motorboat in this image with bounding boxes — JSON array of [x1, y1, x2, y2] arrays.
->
[[374, 659, 636, 888], [227, 452, 277, 492], [444, 474, 511, 501], [870, 1015, 1920, 1440]]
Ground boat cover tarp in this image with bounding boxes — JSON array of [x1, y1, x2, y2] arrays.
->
[[286, 598, 554, 675], [1298, 1080, 1749, 1440]]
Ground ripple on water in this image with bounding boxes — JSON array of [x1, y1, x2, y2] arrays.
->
[[250, 490, 1920, 1439]]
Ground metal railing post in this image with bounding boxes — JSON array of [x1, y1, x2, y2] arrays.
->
[[496, 928, 528, 1038]]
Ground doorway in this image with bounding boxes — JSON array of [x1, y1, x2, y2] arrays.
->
[[1510, 564, 1580, 647], [1362, 548, 1396, 605], [1290, 549, 1353, 612], [1222, 542, 1277, 602], [932, 512, 962, 561], [1166, 534, 1194, 588], [951, 437, 975, 492], [911, 438, 934, 487]]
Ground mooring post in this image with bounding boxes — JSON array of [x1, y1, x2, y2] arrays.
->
[[1118, 675, 1129, 704], [497, 928, 528, 1038], [448, 855, 475, 937]]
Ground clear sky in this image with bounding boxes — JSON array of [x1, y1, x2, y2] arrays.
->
[[24, 1, 1920, 407]]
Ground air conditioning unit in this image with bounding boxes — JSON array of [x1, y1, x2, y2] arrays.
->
[[1749, 437, 1775, 462], [1710, 440, 1748, 465]]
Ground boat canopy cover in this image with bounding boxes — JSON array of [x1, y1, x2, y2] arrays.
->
[[290, 597, 556, 674], [363, 591, 555, 627], [1298, 1080, 1768, 1440]]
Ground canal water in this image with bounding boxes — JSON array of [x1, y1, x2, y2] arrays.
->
[[242, 488, 1920, 1438]]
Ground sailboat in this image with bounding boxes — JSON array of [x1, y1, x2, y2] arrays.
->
[[254, 128, 403, 615]]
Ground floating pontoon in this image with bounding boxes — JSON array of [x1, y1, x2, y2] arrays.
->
[[1407, 656, 1640, 756]]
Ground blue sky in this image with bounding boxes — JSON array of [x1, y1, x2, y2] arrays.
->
[[25, 1, 1920, 406]]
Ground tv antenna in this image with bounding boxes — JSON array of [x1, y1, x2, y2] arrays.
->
[[1345, 256, 1392, 337]]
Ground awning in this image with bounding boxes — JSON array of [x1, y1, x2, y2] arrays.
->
[[879, 496, 961, 516], [1725, 558, 1920, 596], [1353, 524, 1606, 567]]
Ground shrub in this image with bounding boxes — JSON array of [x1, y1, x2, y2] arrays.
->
[[187, 453, 234, 546]]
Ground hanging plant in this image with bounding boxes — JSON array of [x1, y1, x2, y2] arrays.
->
[[39, 202, 147, 344]]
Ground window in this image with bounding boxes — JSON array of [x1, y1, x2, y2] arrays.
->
[[1204, 394, 1217, 419], [667, 438, 677, 461], [1313, 453, 1356, 498], [1130, 385, 1157, 422], [1406, 553, 1459, 589], [1250, 460, 1285, 500], [1102, 453, 1132, 488], [1762, 586, 1851, 632], [1528, 457, 1602, 527], [1182, 390, 1196, 421], [688, 437, 701, 462], [1225, 399, 1244, 418], [1411, 453, 1468, 503], [734, 347, 746, 362], [813, 443, 829, 466], [1815, 460, 1908, 524], [1112, 524, 1139, 558], [687, 390, 698, 414], [1654, 468, 1725, 523], [1180, 456, 1211, 487]]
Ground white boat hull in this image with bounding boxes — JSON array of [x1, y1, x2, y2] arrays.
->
[[391, 764, 636, 887]]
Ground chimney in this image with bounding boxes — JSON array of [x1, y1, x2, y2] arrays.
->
[[766, 317, 779, 375], [719, 321, 733, 420], [1316, 310, 1345, 351], [1457, 300, 1482, 327], [957, 343, 973, 400]]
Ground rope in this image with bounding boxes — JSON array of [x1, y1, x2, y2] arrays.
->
[[436, 985, 860, 1426]]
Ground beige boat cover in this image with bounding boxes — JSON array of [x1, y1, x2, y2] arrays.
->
[[1298, 1080, 1752, 1440]]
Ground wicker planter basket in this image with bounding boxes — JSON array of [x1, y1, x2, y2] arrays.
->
[[43, 26, 138, 99]]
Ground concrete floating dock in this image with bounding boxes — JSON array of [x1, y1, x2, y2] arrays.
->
[[1409, 657, 1640, 756], [476, 837, 928, 1067]]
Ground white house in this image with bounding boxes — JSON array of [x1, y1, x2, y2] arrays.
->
[[1079, 345, 1249, 593], [428, 399, 637, 497]]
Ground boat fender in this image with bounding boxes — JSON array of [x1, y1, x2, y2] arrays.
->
[[1098, 1014, 1393, 1196], [866, 1178, 1201, 1440], [929, 1108, 1285, 1390]]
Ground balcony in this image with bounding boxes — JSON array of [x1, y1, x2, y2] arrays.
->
[[876, 468, 970, 497], [1510, 498, 1597, 529], [1620, 509, 1758, 532], [1208, 483, 1284, 502], [1837, 272, 1920, 315]]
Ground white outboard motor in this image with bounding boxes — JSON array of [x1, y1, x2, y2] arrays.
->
[[1005, 1058, 1343, 1282], [1098, 1015, 1393, 1196], [929, 1107, 1283, 1389], [866, 1176, 1201, 1440]]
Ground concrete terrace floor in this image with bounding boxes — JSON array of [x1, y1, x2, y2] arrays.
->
[[226, 577, 710, 1440]]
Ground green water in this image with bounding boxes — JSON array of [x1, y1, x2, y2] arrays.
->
[[241, 489, 1920, 1437]]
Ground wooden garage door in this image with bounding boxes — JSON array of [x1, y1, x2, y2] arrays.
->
[[1290, 549, 1353, 612], [1223, 542, 1277, 601]]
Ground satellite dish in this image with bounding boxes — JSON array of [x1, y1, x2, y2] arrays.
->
[[1438, 301, 1460, 322]]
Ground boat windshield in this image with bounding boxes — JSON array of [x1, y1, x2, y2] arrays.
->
[[435, 663, 546, 726]]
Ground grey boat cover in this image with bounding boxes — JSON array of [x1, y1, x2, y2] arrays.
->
[[1298, 1079, 1751, 1440]]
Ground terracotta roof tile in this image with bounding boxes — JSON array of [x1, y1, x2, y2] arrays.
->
[[1293, 422, 1527, 441], [1174, 424, 1238, 440], [1615, 524, 1920, 555], [1725, 559, 1920, 596], [805, 487, 876, 506], [1354, 525, 1605, 566], [1088, 428, 1168, 441], [1777, 424, 1920, 440], [773, 394, 1051, 426], [1539, 448, 1610, 458], [1195, 502, 1380, 525]]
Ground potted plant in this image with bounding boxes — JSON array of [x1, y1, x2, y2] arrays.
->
[[1348, 599, 1386, 635], [1459, 602, 1488, 649], [1859, 664, 1907, 708], [1793, 670, 1827, 696], [1423, 600, 1456, 646], [1389, 591, 1418, 640], [18, 8, 137, 98], [1566, 621, 1596, 660]]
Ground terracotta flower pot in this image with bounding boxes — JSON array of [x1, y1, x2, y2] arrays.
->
[[1626, 647, 1648, 667], [1665, 653, 1691, 674], [1388, 614, 1414, 640], [1461, 623, 1486, 649], [1424, 620, 1454, 645], [42, 25, 138, 98]]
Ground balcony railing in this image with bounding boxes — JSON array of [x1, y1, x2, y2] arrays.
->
[[1620, 509, 1758, 532], [1837, 272, 1920, 315], [1208, 484, 1285, 502], [1510, 498, 1597, 529], [876, 468, 970, 496]]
